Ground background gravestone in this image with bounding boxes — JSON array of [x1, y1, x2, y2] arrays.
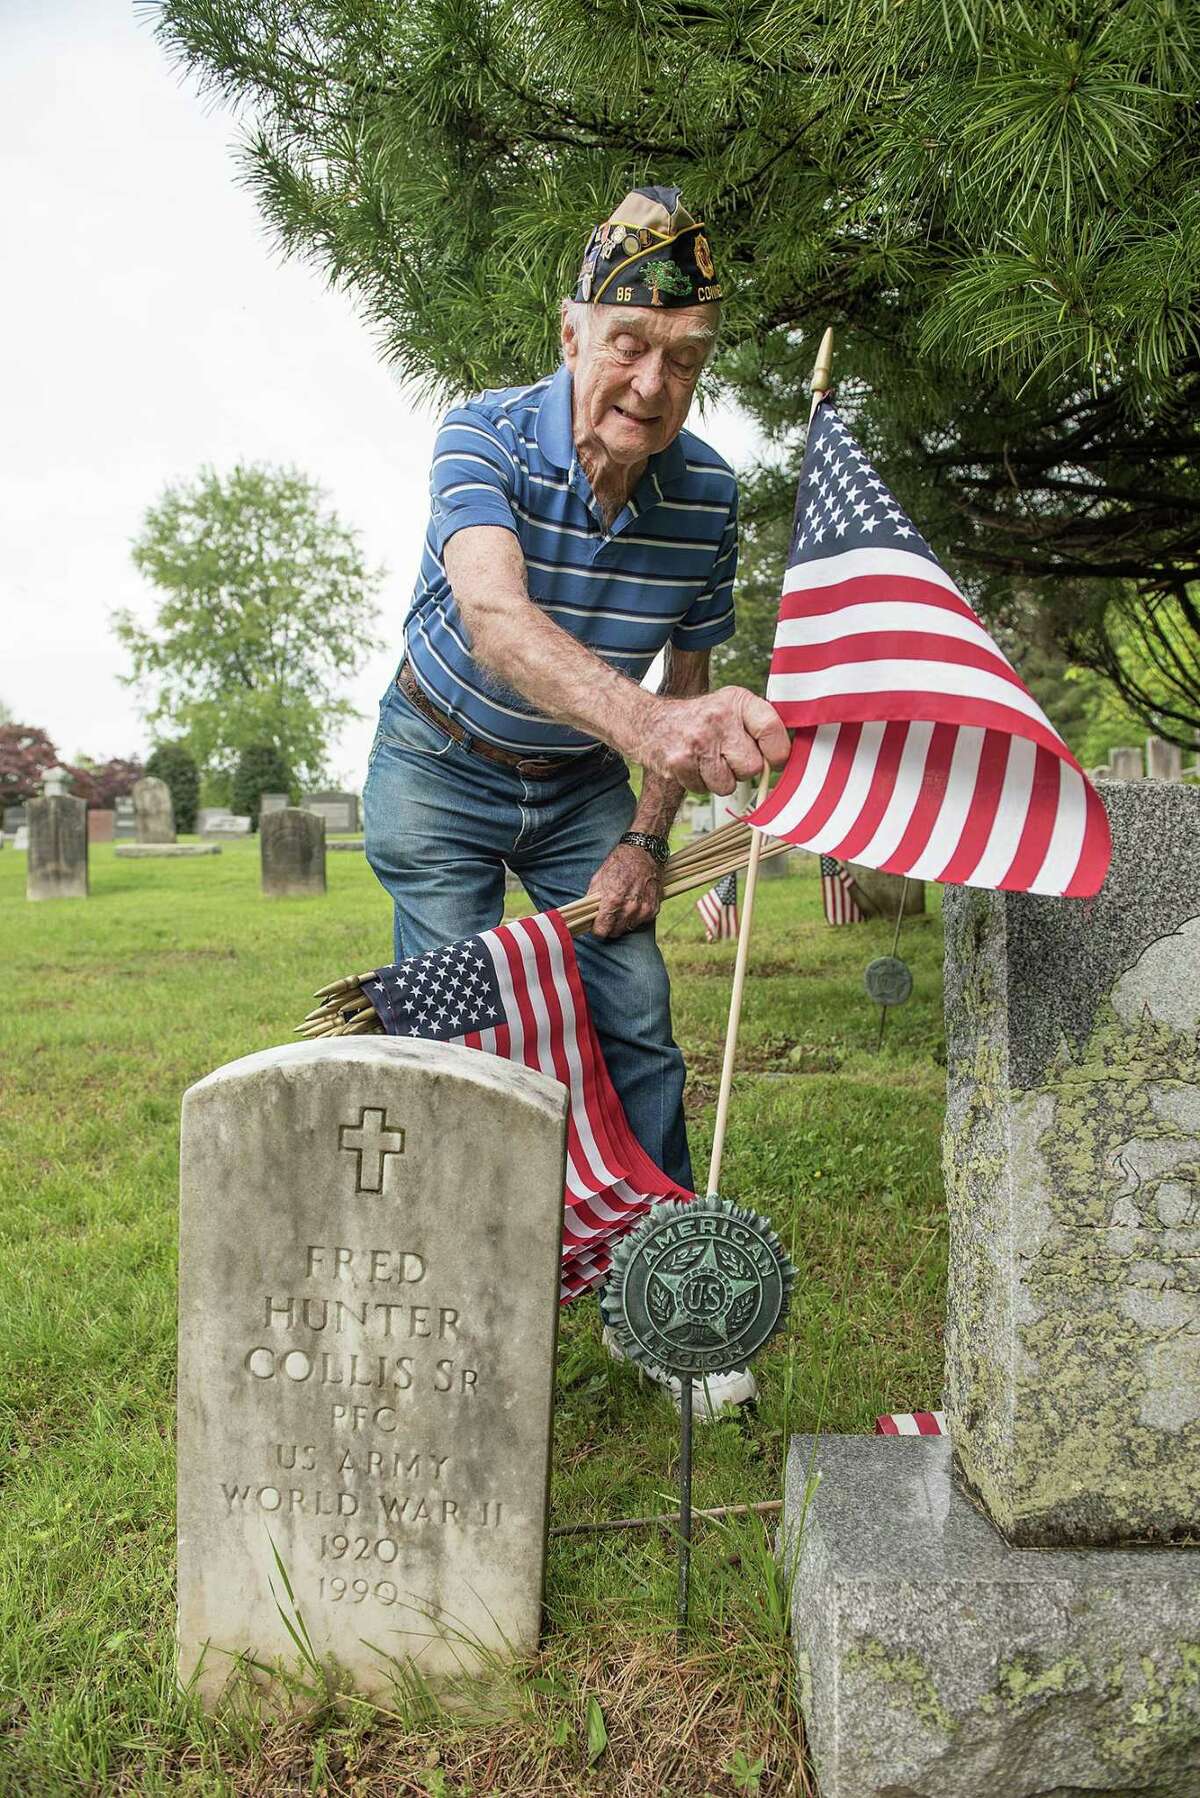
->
[[845, 863, 925, 918], [178, 1037, 568, 1706], [260, 807, 326, 898], [88, 809, 114, 843], [1146, 735, 1184, 781], [27, 794, 88, 900], [133, 776, 176, 844], [113, 796, 136, 839], [3, 805, 28, 846], [301, 790, 358, 833], [1107, 745, 1143, 780], [259, 791, 288, 817]]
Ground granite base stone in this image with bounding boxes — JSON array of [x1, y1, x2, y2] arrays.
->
[[784, 1435, 1200, 1798]]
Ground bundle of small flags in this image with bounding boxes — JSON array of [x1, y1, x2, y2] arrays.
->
[[696, 871, 738, 941], [819, 855, 865, 925]]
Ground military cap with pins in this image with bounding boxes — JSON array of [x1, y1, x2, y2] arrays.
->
[[574, 185, 721, 309]]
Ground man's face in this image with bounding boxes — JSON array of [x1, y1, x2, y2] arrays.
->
[[564, 303, 714, 467]]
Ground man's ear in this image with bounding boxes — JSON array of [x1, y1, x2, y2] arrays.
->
[[561, 303, 579, 370]]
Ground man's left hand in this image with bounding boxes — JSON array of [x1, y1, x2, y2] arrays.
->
[[585, 843, 664, 939]]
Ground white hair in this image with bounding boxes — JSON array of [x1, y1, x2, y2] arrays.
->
[[561, 297, 719, 365]]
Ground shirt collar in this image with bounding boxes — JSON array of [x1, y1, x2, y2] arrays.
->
[[533, 364, 689, 495]]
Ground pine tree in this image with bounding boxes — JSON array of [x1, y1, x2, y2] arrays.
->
[[154, 0, 1200, 739]]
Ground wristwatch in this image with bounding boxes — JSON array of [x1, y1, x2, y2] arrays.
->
[[619, 830, 670, 865]]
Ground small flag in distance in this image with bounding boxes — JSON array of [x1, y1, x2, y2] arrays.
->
[[697, 871, 738, 941], [749, 399, 1111, 898], [819, 855, 864, 925]]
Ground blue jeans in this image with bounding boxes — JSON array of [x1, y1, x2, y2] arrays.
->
[[362, 677, 694, 1189]]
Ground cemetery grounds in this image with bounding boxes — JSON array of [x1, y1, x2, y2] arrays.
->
[[0, 839, 945, 1796]]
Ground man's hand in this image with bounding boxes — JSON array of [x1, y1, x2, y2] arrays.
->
[[584, 843, 665, 940], [636, 687, 790, 795]]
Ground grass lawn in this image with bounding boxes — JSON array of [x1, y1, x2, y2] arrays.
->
[[0, 837, 947, 1796]]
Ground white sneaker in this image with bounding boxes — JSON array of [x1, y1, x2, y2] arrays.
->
[[602, 1325, 758, 1420]]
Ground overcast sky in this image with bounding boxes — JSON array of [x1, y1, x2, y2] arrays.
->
[[5, 2, 767, 787]]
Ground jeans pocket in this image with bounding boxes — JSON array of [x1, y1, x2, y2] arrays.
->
[[375, 683, 458, 761]]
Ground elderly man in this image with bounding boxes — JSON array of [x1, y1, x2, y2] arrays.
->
[[363, 186, 787, 1406]]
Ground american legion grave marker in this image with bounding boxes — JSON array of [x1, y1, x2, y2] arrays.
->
[[178, 1036, 568, 1704]]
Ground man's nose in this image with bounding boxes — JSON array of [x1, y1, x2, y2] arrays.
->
[[631, 351, 667, 399]]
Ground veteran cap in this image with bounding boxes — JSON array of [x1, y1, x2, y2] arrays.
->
[[574, 185, 721, 308]]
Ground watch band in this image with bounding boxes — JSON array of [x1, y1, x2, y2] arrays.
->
[[619, 830, 670, 865]]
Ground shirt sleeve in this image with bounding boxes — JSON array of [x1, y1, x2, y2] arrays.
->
[[428, 405, 521, 555], [670, 485, 738, 650]]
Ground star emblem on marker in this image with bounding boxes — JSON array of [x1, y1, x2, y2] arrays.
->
[[648, 1238, 759, 1343]]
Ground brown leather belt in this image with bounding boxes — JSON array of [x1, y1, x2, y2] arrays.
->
[[396, 662, 599, 779]]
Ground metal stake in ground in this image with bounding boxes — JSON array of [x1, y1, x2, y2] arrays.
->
[[600, 1198, 795, 1642], [866, 877, 914, 1049]]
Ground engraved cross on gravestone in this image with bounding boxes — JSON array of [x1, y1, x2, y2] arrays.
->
[[338, 1107, 406, 1194]]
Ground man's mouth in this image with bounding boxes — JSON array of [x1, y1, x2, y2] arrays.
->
[[613, 405, 658, 425]]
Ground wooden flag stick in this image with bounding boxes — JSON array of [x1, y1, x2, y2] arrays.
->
[[703, 326, 834, 1198]]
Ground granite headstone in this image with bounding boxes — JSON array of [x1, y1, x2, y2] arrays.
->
[[300, 791, 358, 833], [785, 783, 1200, 1794]]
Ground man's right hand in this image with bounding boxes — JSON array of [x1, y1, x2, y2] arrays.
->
[[635, 688, 791, 795]]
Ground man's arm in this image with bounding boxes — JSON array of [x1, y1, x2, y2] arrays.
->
[[585, 643, 709, 939], [443, 526, 787, 795]]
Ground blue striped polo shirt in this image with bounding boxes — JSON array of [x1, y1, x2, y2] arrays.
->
[[403, 363, 738, 755]]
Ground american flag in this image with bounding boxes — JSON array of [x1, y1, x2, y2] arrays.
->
[[697, 871, 738, 941], [360, 910, 691, 1302], [875, 1411, 946, 1437], [749, 400, 1111, 897], [819, 855, 864, 926]]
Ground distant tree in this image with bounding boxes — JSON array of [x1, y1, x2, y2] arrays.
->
[[231, 741, 293, 827], [155, 0, 1200, 740], [0, 724, 58, 811], [115, 463, 382, 789], [145, 741, 200, 833], [69, 757, 145, 809]]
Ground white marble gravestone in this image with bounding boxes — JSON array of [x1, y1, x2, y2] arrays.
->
[[1146, 735, 1184, 781], [133, 776, 176, 844], [178, 1037, 568, 1706]]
